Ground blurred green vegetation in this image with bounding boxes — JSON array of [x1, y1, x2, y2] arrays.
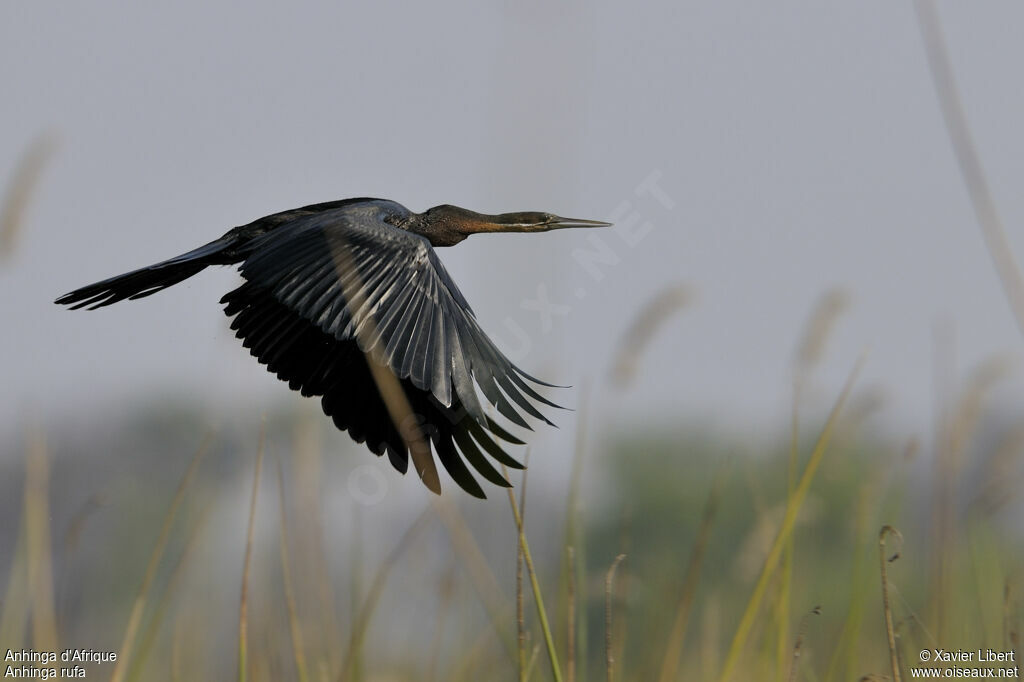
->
[[1, 385, 1020, 681]]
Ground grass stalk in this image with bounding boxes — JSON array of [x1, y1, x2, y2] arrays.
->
[[237, 425, 266, 682], [125, 499, 213, 682], [290, 411, 343, 675], [328, 240, 439, 492], [0, 133, 56, 262], [171, 606, 188, 682], [110, 435, 211, 682], [787, 606, 821, 682], [823, 482, 873, 682], [432, 498, 519, 662], [562, 384, 590, 682], [777, 384, 799, 682], [605, 554, 626, 682], [656, 465, 728, 682], [913, 0, 1024, 339], [24, 432, 57, 653], [337, 507, 433, 682], [276, 456, 310, 682], [525, 643, 542, 681], [0, 522, 28, 648], [879, 526, 903, 682], [567, 545, 576, 682], [718, 354, 864, 682], [516, 454, 531, 682], [504, 465, 563, 682], [426, 562, 456, 682]]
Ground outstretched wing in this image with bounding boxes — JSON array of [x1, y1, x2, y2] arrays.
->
[[220, 208, 559, 496]]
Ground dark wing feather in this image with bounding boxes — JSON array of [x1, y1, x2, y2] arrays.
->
[[223, 208, 553, 496], [237, 210, 557, 426], [223, 284, 523, 497], [54, 236, 235, 310]]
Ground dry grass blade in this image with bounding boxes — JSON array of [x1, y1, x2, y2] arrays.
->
[[824, 474, 884, 682], [337, 507, 433, 682], [794, 289, 849, 377], [610, 284, 692, 388], [785, 288, 850, 665], [516, 453, 531, 682], [0, 523, 29, 648], [171, 608, 187, 682], [450, 616, 502, 682], [427, 562, 457, 682], [348, 507, 366, 681], [928, 321, 954, 639], [787, 605, 822, 682], [109, 434, 211, 682], [125, 500, 214, 682], [972, 423, 1024, 518], [777, 283, 848, 679], [525, 643, 542, 681], [0, 134, 57, 263], [951, 355, 1015, 471], [605, 554, 626, 682], [289, 413, 343, 674], [517, 541, 526, 682], [879, 526, 903, 682], [1007, 581, 1021, 676], [25, 431, 57, 653], [275, 456, 310, 682], [656, 465, 728, 682], [1003, 582, 1014, 653], [431, 498, 518, 662], [567, 545, 576, 682], [504, 464, 563, 682], [63, 491, 110, 553], [237, 425, 265, 682], [561, 383, 590, 682], [328, 239, 439, 493], [913, 0, 1024, 338], [785, 286, 851, 674], [718, 354, 865, 682], [778, 387, 800, 681]]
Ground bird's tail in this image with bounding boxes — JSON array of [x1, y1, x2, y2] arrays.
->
[[55, 236, 236, 310]]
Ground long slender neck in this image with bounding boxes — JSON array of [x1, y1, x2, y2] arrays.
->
[[411, 205, 549, 247], [409, 206, 486, 247]]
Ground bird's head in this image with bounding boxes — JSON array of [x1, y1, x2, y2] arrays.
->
[[421, 204, 610, 245]]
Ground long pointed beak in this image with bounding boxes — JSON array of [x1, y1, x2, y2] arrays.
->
[[544, 215, 612, 230], [466, 210, 613, 235]]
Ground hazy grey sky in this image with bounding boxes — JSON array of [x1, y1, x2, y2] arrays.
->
[[4, 2, 1024, 455]]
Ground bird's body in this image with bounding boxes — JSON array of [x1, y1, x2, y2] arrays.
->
[[56, 198, 608, 497]]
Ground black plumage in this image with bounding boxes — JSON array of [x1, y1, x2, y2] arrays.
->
[[55, 198, 609, 497]]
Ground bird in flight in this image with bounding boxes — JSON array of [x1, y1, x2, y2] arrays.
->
[[56, 198, 609, 497]]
